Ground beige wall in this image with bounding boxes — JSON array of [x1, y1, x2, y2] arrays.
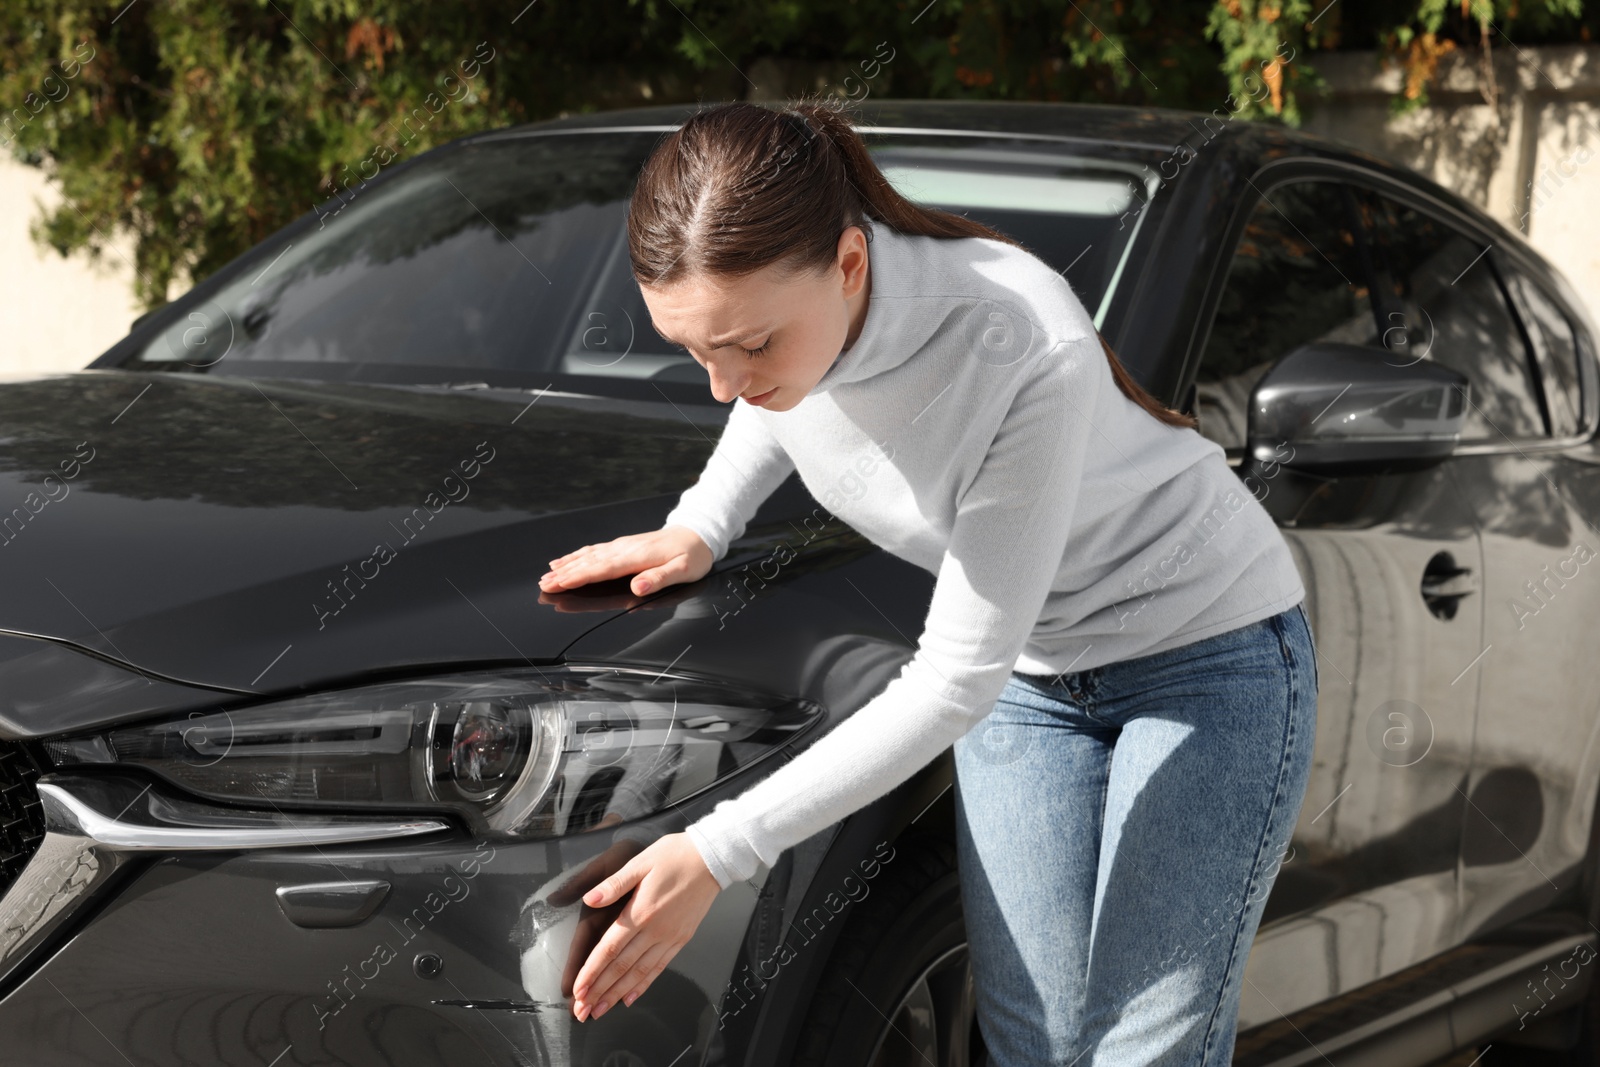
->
[[1301, 43, 1600, 320], [0, 155, 147, 377], [4, 45, 1598, 377]]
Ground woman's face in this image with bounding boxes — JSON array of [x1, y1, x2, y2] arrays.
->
[[638, 225, 871, 412]]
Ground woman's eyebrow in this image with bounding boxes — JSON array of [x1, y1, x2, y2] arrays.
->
[[651, 318, 773, 349]]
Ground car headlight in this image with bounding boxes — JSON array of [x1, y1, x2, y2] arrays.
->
[[42, 664, 822, 837]]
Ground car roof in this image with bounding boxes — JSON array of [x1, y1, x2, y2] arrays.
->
[[518, 98, 1212, 151], [461, 98, 1570, 331], [499, 97, 1365, 160], [501, 98, 1527, 249]]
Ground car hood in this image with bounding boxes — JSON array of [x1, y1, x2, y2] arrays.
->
[[0, 370, 724, 708]]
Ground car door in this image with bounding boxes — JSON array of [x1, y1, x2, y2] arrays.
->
[[1354, 191, 1600, 951], [1186, 172, 1487, 1029]]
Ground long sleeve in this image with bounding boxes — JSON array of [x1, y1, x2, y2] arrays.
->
[[684, 336, 1103, 889], [661, 398, 796, 562]]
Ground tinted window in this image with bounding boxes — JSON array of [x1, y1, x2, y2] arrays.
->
[[120, 134, 661, 387], [871, 147, 1148, 324], [1498, 259, 1584, 437], [108, 132, 1154, 399], [1197, 180, 1375, 452], [1356, 190, 1544, 442]]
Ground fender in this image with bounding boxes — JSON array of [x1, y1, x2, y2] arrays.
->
[[726, 750, 956, 1067]]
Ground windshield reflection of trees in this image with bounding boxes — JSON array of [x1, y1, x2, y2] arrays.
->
[[130, 135, 653, 379]]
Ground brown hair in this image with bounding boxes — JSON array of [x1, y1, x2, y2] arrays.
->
[[626, 96, 1196, 430]]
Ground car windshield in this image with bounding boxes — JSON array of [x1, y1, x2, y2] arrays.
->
[[102, 129, 1155, 402]]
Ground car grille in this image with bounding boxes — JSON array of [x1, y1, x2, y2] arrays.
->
[[0, 741, 47, 896]]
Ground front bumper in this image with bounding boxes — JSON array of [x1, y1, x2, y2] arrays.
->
[[0, 772, 763, 1066]]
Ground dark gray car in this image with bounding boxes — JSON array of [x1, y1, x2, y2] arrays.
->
[[1, 100, 1597, 1067]]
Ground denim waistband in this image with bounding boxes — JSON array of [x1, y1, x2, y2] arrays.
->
[[1011, 602, 1308, 701]]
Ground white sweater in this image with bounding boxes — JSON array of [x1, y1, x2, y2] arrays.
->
[[662, 220, 1305, 889]]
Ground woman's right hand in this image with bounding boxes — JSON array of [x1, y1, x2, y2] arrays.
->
[[538, 525, 715, 597]]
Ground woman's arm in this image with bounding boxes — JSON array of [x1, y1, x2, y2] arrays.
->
[[682, 334, 1102, 886], [567, 335, 1106, 1020], [661, 396, 796, 561]]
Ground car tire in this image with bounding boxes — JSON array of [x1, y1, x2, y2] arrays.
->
[[790, 833, 987, 1067]]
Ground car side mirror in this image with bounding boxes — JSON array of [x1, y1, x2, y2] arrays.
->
[[1245, 342, 1470, 477]]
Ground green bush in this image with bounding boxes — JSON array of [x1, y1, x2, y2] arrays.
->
[[2, 0, 1590, 310]]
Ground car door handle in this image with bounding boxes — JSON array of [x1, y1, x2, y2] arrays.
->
[[1421, 551, 1476, 620], [1421, 570, 1477, 598]]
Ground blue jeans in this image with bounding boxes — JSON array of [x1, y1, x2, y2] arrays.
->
[[953, 602, 1318, 1067]]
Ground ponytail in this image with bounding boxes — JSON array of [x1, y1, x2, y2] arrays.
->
[[627, 96, 1197, 430]]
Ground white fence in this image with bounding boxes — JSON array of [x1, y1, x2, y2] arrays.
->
[[0, 157, 145, 376]]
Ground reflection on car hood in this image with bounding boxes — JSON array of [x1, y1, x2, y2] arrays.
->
[[0, 370, 723, 702]]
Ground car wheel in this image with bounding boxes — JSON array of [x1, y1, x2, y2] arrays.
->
[[790, 835, 987, 1067]]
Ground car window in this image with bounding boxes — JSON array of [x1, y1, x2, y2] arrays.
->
[[119, 133, 658, 387], [1497, 257, 1584, 438], [867, 144, 1152, 329], [1354, 189, 1544, 443], [109, 131, 1156, 400], [560, 147, 1149, 386], [1195, 179, 1376, 453]]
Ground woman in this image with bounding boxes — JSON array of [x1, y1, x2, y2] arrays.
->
[[539, 97, 1317, 1066]]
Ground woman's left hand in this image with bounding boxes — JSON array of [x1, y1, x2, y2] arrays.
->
[[570, 831, 723, 1021]]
